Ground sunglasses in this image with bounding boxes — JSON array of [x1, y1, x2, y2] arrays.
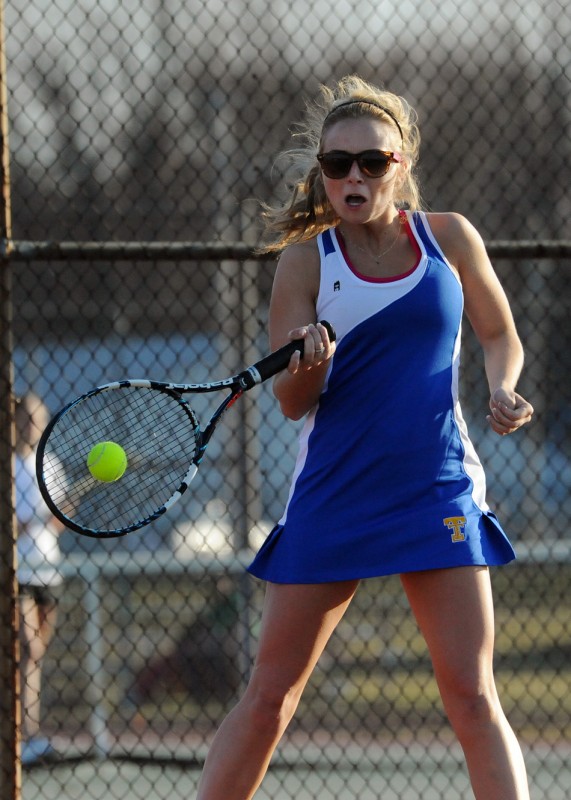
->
[[317, 149, 403, 179]]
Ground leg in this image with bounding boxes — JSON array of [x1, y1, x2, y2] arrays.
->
[[197, 579, 359, 800], [401, 566, 529, 800], [19, 595, 57, 738]]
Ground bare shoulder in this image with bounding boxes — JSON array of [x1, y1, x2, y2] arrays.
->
[[425, 211, 483, 246], [272, 237, 321, 299], [275, 238, 321, 270], [424, 211, 487, 270]]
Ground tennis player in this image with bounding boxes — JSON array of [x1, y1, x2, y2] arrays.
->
[[16, 393, 64, 764], [197, 75, 533, 799]]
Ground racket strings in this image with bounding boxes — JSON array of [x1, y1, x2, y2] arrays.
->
[[41, 387, 199, 534]]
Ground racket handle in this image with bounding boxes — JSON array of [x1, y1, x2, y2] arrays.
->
[[240, 320, 336, 388]]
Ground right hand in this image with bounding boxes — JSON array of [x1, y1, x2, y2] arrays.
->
[[286, 322, 336, 373]]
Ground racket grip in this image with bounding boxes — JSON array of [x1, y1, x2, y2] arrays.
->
[[240, 320, 336, 388]]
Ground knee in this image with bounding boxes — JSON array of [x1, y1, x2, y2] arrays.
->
[[440, 674, 501, 739], [242, 671, 303, 737]]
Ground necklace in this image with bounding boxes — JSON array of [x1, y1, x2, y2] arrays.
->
[[345, 217, 402, 265]]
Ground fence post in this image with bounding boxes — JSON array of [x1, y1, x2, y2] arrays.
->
[[0, 0, 21, 795]]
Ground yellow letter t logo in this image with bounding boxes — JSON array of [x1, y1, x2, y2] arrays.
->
[[443, 516, 467, 542]]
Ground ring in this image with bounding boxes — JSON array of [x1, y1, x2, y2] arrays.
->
[[316, 347, 325, 354]]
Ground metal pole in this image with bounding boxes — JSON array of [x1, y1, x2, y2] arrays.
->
[[0, 0, 21, 794]]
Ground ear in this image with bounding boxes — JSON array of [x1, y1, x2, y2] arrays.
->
[[394, 157, 409, 188]]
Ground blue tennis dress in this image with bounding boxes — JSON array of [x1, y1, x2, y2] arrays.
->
[[248, 211, 515, 583]]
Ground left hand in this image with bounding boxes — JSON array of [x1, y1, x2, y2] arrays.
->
[[486, 388, 534, 435]]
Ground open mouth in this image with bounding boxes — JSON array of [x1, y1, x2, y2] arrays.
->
[[345, 194, 366, 207]]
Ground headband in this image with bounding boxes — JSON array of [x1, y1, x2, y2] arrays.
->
[[324, 99, 404, 143]]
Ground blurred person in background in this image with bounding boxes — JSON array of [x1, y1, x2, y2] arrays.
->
[[15, 392, 63, 764]]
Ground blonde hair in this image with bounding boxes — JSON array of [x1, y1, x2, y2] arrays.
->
[[260, 75, 422, 253]]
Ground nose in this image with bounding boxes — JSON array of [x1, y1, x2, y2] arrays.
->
[[347, 158, 364, 180]]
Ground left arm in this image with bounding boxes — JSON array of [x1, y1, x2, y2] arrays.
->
[[430, 212, 534, 435]]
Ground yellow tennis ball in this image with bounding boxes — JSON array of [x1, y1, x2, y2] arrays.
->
[[87, 441, 128, 482]]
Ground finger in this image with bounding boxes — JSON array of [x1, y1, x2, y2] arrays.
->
[[500, 402, 534, 426], [492, 405, 521, 429], [307, 323, 323, 353], [287, 349, 302, 374], [487, 410, 530, 435], [486, 415, 514, 436], [287, 326, 310, 343], [298, 323, 326, 363], [315, 322, 336, 358], [315, 322, 330, 347], [514, 400, 534, 420], [287, 325, 319, 350], [286, 323, 334, 366], [494, 403, 521, 423]]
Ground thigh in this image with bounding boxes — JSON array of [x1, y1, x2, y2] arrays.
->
[[400, 566, 496, 684], [252, 580, 359, 691], [19, 595, 39, 645]]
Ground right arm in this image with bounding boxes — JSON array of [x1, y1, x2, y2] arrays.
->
[[269, 240, 336, 420]]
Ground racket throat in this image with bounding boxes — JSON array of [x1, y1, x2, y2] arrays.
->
[[200, 389, 244, 453]]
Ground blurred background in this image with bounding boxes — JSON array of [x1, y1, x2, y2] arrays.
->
[[2, 0, 570, 798]]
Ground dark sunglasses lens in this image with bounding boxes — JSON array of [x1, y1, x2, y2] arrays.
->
[[358, 154, 391, 177], [319, 152, 392, 179], [320, 155, 352, 179]]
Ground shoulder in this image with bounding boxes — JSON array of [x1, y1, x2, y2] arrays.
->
[[424, 212, 488, 270], [424, 211, 482, 244], [276, 237, 321, 267], [272, 236, 322, 298]]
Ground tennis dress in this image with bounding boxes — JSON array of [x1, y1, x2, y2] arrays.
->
[[248, 210, 515, 583]]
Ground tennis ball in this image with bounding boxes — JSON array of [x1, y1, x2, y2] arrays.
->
[[87, 441, 128, 482]]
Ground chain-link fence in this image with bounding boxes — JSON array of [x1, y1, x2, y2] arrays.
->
[[1, 0, 570, 799]]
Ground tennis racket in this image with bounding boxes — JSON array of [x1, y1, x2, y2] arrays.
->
[[36, 321, 335, 538]]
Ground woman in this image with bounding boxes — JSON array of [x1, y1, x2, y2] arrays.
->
[[197, 75, 533, 799], [16, 393, 64, 764]]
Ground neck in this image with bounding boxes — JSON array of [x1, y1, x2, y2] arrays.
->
[[340, 211, 404, 263]]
